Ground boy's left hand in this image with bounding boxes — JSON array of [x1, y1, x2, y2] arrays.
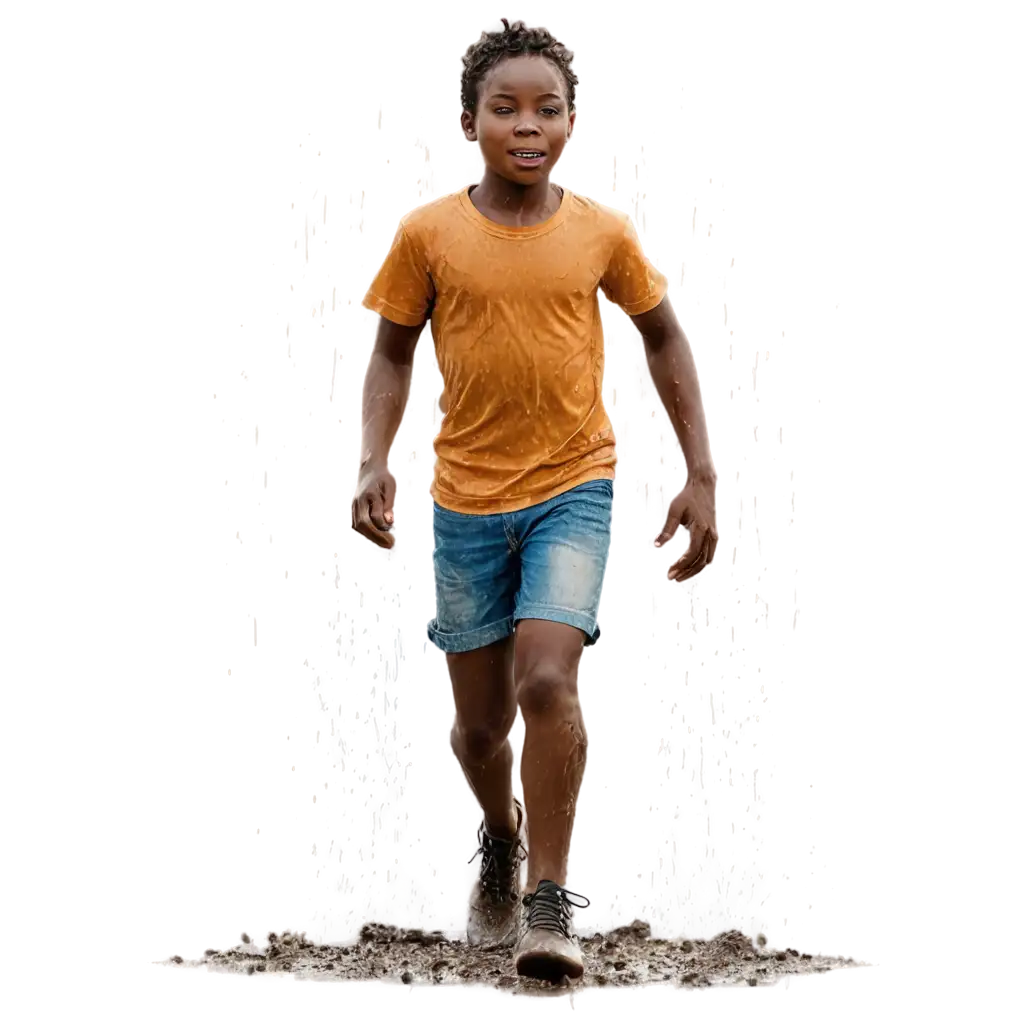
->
[[655, 479, 718, 582]]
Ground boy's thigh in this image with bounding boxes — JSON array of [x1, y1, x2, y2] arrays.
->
[[514, 480, 613, 647], [427, 503, 519, 654]]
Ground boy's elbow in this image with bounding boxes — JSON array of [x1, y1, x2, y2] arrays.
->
[[643, 330, 680, 368], [631, 294, 678, 349]]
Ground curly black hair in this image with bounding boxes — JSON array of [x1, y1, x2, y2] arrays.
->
[[460, 18, 578, 117]]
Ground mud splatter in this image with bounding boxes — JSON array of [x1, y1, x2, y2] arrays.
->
[[163, 922, 863, 994]]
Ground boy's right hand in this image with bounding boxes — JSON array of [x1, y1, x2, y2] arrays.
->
[[351, 464, 397, 549]]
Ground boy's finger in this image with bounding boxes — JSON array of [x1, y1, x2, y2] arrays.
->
[[683, 533, 712, 579], [367, 494, 390, 531], [655, 512, 681, 547], [356, 512, 394, 549], [352, 495, 394, 548], [371, 477, 394, 525], [668, 529, 708, 580], [706, 528, 718, 564]]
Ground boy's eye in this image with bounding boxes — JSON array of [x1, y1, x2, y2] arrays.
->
[[487, 104, 561, 117]]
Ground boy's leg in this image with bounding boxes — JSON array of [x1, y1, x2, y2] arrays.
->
[[513, 618, 588, 893], [428, 500, 527, 947], [447, 637, 519, 839], [507, 481, 610, 979]]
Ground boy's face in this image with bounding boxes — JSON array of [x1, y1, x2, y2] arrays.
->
[[461, 55, 575, 183]]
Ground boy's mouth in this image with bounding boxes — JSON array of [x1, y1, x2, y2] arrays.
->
[[509, 150, 546, 166]]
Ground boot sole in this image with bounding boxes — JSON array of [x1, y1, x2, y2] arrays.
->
[[515, 949, 585, 982]]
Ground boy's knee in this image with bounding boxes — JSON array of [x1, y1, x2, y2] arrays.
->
[[450, 718, 513, 764], [515, 662, 580, 720]]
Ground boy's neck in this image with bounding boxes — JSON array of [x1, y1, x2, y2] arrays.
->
[[470, 172, 563, 222]]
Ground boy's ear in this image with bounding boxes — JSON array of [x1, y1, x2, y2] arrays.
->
[[567, 109, 576, 140], [461, 109, 476, 141]]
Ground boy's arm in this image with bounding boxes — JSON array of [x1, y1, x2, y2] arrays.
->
[[631, 295, 715, 480], [351, 314, 427, 549], [630, 295, 719, 581]]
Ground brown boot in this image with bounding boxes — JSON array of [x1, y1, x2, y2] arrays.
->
[[466, 798, 527, 948], [514, 879, 590, 981]]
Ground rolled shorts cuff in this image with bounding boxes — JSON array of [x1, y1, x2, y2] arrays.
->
[[514, 603, 601, 646], [427, 615, 514, 654]]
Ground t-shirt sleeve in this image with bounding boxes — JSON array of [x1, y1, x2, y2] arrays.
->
[[362, 221, 435, 326], [599, 216, 668, 315]]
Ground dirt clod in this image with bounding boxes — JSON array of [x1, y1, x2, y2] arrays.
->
[[679, 970, 712, 987], [181, 921, 863, 992]]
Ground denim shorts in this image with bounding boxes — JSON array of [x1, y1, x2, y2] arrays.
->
[[427, 479, 613, 654]]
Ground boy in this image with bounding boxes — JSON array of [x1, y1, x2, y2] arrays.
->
[[352, 18, 717, 983]]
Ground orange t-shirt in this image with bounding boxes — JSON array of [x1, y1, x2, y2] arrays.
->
[[362, 184, 668, 514]]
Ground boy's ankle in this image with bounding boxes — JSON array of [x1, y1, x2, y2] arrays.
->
[[484, 801, 521, 840]]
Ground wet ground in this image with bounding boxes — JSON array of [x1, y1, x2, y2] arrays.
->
[[163, 921, 864, 994]]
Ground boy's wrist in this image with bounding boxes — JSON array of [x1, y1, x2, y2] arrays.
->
[[687, 463, 716, 486], [359, 449, 389, 474], [675, 456, 716, 487]]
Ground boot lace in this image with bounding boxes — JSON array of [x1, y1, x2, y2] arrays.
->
[[522, 881, 590, 938], [468, 822, 528, 902]]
